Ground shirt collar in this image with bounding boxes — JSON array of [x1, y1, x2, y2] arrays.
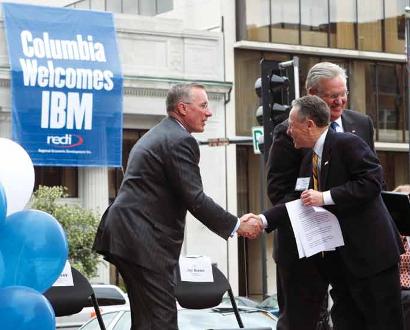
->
[[313, 128, 328, 159]]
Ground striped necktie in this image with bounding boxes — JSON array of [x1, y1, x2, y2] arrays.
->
[[312, 152, 320, 191]]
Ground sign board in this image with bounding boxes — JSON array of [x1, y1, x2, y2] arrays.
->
[[3, 3, 123, 167], [252, 126, 263, 154]]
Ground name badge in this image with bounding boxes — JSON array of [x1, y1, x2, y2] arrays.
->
[[295, 177, 310, 191]]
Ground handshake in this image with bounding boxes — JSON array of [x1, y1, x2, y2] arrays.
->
[[236, 213, 264, 239]]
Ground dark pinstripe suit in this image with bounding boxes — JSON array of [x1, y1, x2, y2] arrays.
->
[[93, 116, 237, 329]]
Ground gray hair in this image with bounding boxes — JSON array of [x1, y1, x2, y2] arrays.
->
[[166, 83, 205, 113], [305, 62, 347, 93], [292, 95, 330, 127]]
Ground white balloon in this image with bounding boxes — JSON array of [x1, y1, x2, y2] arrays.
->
[[0, 138, 34, 216]]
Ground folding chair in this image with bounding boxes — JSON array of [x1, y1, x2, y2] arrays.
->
[[175, 263, 271, 330], [44, 267, 107, 330]]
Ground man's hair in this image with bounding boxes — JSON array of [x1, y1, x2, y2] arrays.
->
[[292, 95, 330, 127], [166, 83, 205, 113], [305, 62, 347, 92]]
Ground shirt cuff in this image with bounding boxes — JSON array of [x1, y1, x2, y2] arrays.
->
[[259, 214, 268, 229], [231, 218, 241, 237], [322, 190, 335, 205]]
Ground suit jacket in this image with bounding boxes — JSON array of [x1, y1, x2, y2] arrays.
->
[[264, 129, 402, 278], [93, 117, 237, 274], [266, 110, 375, 265]]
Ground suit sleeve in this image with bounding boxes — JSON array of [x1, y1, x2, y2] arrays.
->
[[267, 123, 304, 205], [262, 203, 289, 232], [166, 135, 237, 240], [330, 135, 383, 206]]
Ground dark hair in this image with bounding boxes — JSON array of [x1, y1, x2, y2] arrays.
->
[[166, 83, 205, 113], [291, 95, 330, 127]]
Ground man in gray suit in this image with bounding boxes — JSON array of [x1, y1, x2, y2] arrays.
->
[[93, 83, 262, 330]]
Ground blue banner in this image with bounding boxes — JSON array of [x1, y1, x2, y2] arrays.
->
[[3, 3, 123, 167]]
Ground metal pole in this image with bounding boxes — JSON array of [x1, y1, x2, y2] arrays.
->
[[259, 155, 267, 299], [406, 7, 410, 179]]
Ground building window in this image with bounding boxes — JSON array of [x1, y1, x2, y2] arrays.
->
[[34, 167, 78, 197], [240, 0, 407, 54], [245, 0, 270, 42], [69, 0, 173, 16], [235, 50, 408, 143], [270, 0, 299, 44], [301, 0, 328, 47], [329, 0, 356, 49]]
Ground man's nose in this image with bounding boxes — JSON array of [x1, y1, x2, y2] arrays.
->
[[333, 97, 346, 105]]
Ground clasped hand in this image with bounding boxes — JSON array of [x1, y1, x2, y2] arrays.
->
[[237, 213, 264, 239]]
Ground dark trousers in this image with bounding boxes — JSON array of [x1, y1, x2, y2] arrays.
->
[[276, 258, 328, 330], [110, 255, 178, 330], [316, 252, 404, 330], [276, 252, 403, 330]]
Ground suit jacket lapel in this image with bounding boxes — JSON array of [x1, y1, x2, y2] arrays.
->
[[341, 111, 357, 135]]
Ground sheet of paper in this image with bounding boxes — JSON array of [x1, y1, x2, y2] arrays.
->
[[286, 199, 345, 258], [179, 256, 214, 282], [52, 260, 74, 286]]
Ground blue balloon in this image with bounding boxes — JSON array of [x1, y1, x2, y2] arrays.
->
[[0, 286, 55, 330], [0, 210, 68, 293], [0, 182, 6, 227]]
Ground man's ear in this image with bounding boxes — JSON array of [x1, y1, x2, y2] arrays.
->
[[306, 119, 315, 129], [307, 88, 317, 96], [176, 102, 187, 116]]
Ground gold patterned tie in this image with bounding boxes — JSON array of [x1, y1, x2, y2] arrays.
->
[[312, 152, 320, 191]]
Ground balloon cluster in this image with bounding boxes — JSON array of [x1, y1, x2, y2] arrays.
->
[[0, 138, 68, 329]]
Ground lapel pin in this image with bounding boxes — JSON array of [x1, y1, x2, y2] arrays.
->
[[324, 161, 329, 166], [351, 130, 356, 134]]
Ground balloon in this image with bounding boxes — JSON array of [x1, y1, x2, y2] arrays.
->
[[0, 182, 6, 227], [0, 210, 68, 293], [0, 286, 55, 330], [0, 138, 34, 216]]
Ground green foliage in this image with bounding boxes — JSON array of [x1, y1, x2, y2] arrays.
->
[[31, 185, 100, 278]]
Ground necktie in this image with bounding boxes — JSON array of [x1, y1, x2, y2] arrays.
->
[[400, 236, 410, 288], [330, 121, 338, 131], [312, 152, 320, 191]]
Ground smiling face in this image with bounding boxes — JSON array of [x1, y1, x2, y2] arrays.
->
[[310, 76, 348, 122], [287, 106, 312, 149], [178, 87, 212, 133]]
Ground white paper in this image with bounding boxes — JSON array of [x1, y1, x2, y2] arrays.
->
[[285, 199, 345, 258], [52, 260, 74, 286], [179, 256, 214, 282]]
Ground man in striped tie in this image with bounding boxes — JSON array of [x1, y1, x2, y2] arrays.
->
[[262, 95, 403, 330]]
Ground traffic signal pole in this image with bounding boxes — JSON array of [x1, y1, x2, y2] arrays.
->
[[406, 7, 410, 179]]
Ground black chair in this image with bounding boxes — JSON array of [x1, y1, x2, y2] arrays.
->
[[175, 263, 272, 330], [44, 267, 106, 330]]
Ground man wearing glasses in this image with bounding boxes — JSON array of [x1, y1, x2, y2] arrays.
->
[[267, 62, 376, 330], [93, 83, 263, 330]]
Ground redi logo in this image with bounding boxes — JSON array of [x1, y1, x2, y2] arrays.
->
[[46, 134, 84, 148]]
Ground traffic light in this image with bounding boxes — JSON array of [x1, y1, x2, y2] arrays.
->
[[255, 58, 298, 158]]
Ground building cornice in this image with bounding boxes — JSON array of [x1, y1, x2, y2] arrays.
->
[[234, 40, 406, 63]]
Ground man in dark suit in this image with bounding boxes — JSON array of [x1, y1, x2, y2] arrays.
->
[[267, 62, 376, 330], [93, 83, 262, 330], [262, 95, 404, 329]]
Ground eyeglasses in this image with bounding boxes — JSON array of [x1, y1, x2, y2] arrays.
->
[[318, 91, 349, 100], [182, 101, 209, 110]]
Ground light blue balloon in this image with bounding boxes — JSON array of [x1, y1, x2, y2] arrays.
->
[[0, 182, 6, 227], [0, 286, 55, 330], [0, 210, 68, 293]]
